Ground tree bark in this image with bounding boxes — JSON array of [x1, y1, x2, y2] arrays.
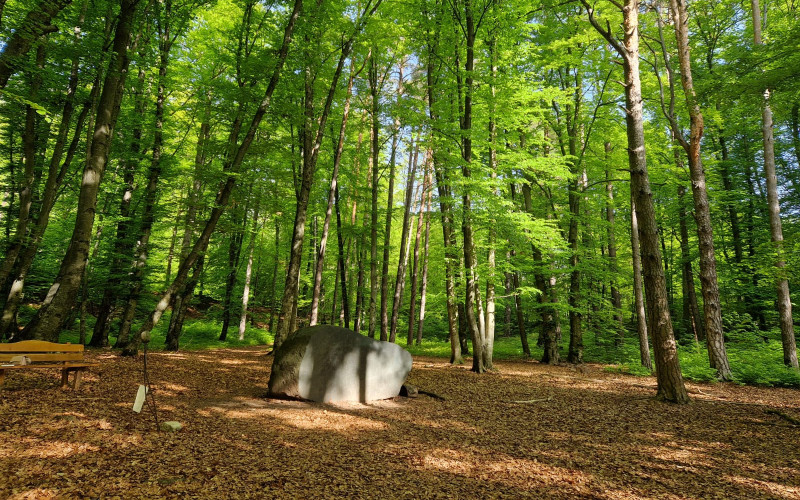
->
[[309, 59, 357, 325], [391, 131, 419, 343], [751, 0, 797, 368], [90, 38, 146, 347], [426, 20, 461, 364], [582, 0, 687, 401], [408, 155, 429, 345], [678, 185, 703, 342], [21, 0, 138, 342], [239, 200, 261, 340], [220, 200, 246, 341], [416, 172, 433, 345], [605, 143, 623, 336], [274, 35, 358, 349], [666, 0, 731, 380]]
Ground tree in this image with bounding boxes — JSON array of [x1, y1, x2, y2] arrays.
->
[[581, 0, 689, 403]]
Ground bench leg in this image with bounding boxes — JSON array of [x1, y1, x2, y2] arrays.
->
[[61, 369, 70, 389], [73, 370, 83, 390], [0, 369, 5, 387]]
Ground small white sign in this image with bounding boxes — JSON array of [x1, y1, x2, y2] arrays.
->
[[133, 385, 148, 413]]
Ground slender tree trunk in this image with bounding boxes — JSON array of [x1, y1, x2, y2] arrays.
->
[[0, 42, 44, 305], [22, 0, 138, 342], [165, 256, 203, 351], [310, 59, 357, 325], [239, 201, 260, 340], [717, 134, 743, 265], [367, 56, 380, 340], [678, 185, 703, 342], [667, 0, 731, 380], [119, 10, 178, 351], [460, 0, 484, 373], [380, 101, 402, 341], [408, 156, 429, 345], [391, 131, 419, 343], [751, 0, 797, 368], [273, 10, 377, 347], [160, 96, 210, 349], [426, 34, 461, 364], [268, 217, 280, 333], [90, 48, 146, 347], [605, 143, 623, 335], [521, 182, 557, 363], [583, 0, 687, 401], [416, 174, 432, 345], [221, 200, 246, 341]]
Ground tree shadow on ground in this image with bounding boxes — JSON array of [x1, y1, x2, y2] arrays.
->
[[1, 347, 799, 499]]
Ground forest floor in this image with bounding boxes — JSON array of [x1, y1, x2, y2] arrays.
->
[[1, 347, 799, 499]]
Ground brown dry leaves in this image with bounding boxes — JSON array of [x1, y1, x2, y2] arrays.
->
[[1, 347, 799, 499]]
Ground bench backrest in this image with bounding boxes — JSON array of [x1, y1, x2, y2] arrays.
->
[[0, 340, 84, 363]]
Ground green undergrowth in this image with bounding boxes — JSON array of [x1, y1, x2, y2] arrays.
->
[[58, 312, 274, 351], [47, 308, 799, 387], [404, 330, 800, 388]]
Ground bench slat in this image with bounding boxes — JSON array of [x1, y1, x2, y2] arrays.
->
[[0, 363, 98, 370], [0, 340, 84, 352], [0, 353, 84, 362]]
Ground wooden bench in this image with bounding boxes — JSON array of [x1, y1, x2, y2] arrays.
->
[[0, 340, 99, 389]]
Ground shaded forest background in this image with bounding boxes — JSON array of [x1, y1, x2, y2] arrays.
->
[[1, 0, 799, 395]]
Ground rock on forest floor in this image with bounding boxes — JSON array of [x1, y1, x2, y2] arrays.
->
[[1, 346, 799, 499]]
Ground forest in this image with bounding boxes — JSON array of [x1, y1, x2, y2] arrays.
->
[[0, 0, 799, 406]]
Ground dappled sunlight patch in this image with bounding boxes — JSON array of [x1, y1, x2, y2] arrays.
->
[[8, 488, 59, 500], [4, 348, 800, 498], [158, 382, 191, 393], [413, 447, 599, 493], [204, 400, 392, 433], [724, 475, 800, 497], [4, 438, 100, 459]]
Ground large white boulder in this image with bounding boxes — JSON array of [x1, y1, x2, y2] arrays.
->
[[267, 325, 412, 403]]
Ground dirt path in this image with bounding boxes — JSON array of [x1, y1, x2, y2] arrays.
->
[[1, 347, 799, 499]]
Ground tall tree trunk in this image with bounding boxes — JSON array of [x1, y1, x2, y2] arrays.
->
[[751, 0, 797, 368], [666, 0, 731, 380], [426, 26, 461, 364], [605, 143, 623, 336], [678, 185, 703, 342], [717, 134, 743, 265], [460, 0, 484, 373], [90, 44, 147, 347], [416, 175, 432, 345], [21, 0, 138, 342], [482, 29, 499, 370], [391, 131, 419, 343], [408, 156, 429, 345], [239, 200, 260, 340], [583, 0, 688, 401], [380, 107, 402, 341], [160, 96, 210, 350], [0, 41, 45, 306], [165, 256, 203, 351], [268, 216, 280, 333], [367, 55, 380, 340], [220, 200, 246, 341], [309, 59, 357, 325], [521, 182, 557, 363], [119, 8, 177, 351]]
